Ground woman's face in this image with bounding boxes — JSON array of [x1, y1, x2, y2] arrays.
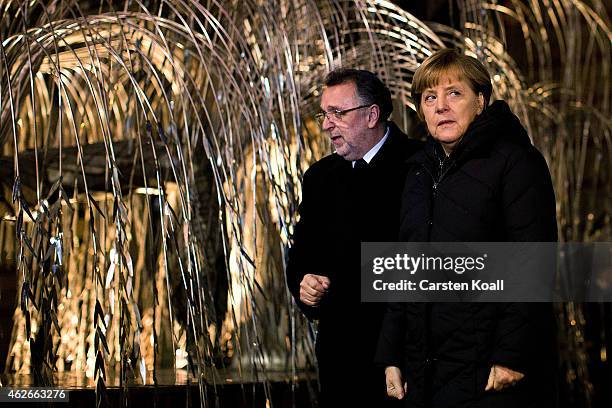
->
[[421, 75, 484, 155]]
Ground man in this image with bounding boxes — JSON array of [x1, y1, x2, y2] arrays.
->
[[286, 68, 421, 406]]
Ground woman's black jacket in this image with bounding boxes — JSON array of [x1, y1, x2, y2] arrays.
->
[[376, 101, 558, 408]]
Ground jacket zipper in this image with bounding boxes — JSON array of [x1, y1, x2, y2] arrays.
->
[[436, 155, 455, 186], [420, 154, 455, 238], [423, 154, 455, 399], [421, 155, 455, 193]]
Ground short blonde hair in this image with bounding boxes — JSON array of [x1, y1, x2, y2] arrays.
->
[[412, 49, 492, 121]]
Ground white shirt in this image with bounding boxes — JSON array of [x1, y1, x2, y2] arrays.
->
[[352, 126, 390, 168]]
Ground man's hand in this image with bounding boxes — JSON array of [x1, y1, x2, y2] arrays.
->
[[299, 274, 330, 306], [485, 364, 525, 391], [385, 366, 407, 399]]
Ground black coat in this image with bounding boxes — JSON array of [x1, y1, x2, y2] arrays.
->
[[376, 101, 558, 408], [286, 123, 421, 406]]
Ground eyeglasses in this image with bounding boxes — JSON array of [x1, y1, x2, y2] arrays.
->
[[315, 104, 372, 125]]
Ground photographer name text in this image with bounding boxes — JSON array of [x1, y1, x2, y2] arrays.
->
[[372, 279, 504, 292]]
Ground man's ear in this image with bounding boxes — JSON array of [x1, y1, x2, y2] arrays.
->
[[367, 104, 381, 128]]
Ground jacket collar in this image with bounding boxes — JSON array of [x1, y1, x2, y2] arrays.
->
[[367, 121, 406, 168], [416, 100, 531, 165]]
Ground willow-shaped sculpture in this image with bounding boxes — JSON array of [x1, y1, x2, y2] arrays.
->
[[0, 0, 609, 407], [0, 1, 316, 405]]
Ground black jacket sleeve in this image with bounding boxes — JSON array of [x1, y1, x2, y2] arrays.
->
[[375, 302, 406, 368], [286, 168, 321, 320], [491, 145, 557, 372], [501, 146, 557, 242]]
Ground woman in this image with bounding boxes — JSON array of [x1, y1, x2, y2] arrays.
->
[[376, 49, 558, 407]]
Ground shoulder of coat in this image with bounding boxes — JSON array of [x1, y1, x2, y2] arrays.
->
[[304, 152, 346, 178]]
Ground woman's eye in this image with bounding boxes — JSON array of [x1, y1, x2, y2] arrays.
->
[[450, 90, 461, 96], [424, 95, 435, 102]]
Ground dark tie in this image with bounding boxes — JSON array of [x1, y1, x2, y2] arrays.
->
[[354, 158, 368, 169]]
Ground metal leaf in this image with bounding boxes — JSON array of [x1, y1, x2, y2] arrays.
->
[[20, 282, 29, 310], [12, 176, 20, 203], [105, 262, 115, 289], [50, 311, 61, 333], [19, 196, 34, 221], [88, 193, 105, 219], [94, 351, 106, 380], [139, 357, 146, 385], [95, 326, 110, 355], [25, 312, 31, 339], [21, 233, 37, 259], [15, 210, 23, 239], [58, 185, 74, 212], [94, 300, 105, 327], [45, 177, 63, 201]]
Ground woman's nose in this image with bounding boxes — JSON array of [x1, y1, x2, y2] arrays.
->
[[435, 95, 449, 112]]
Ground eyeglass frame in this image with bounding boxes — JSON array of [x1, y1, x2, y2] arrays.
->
[[314, 104, 373, 125]]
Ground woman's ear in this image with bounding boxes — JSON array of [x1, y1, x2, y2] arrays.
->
[[477, 93, 485, 114]]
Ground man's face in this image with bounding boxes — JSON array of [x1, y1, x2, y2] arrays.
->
[[320, 82, 377, 161], [420, 74, 484, 155]]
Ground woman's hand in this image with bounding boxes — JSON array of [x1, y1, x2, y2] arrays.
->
[[385, 366, 407, 399], [485, 364, 525, 391]]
